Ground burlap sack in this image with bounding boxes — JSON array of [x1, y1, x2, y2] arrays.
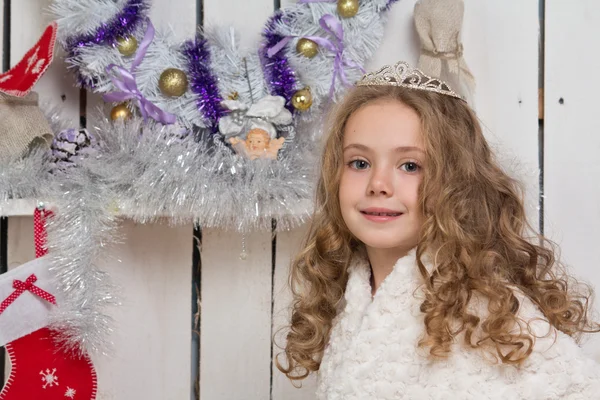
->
[[414, 0, 475, 101], [0, 92, 53, 161]]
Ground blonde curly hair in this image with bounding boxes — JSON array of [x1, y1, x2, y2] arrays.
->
[[276, 85, 598, 381]]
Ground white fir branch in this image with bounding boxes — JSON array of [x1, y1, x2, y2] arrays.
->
[[50, 0, 133, 43]]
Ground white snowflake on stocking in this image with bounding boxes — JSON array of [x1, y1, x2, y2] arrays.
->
[[26, 47, 40, 73], [40, 368, 59, 388], [31, 58, 47, 74], [0, 74, 11, 83], [65, 387, 77, 398]]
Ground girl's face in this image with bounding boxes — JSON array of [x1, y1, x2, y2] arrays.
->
[[339, 99, 425, 253]]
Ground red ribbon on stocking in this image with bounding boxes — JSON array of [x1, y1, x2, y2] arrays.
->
[[0, 274, 57, 315], [34, 206, 53, 258]]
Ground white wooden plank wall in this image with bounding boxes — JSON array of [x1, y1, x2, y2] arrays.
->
[[83, 1, 197, 399], [544, 0, 600, 357], [199, 0, 277, 397], [5, 1, 197, 400], [3, 0, 600, 399]]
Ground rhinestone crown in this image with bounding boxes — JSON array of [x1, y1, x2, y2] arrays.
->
[[356, 61, 463, 100]]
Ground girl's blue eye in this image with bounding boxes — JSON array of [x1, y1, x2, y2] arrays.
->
[[348, 159, 370, 170], [400, 162, 420, 173]]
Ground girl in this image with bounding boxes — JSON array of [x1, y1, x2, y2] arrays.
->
[[277, 61, 600, 399]]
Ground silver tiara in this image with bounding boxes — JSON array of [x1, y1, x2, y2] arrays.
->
[[356, 61, 463, 100]]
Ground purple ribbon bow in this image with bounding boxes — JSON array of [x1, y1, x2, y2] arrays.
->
[[103, 19, 177, 125], [267, 14, 365, 98]]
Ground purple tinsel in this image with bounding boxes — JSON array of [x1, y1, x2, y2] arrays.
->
[[63, 0, 150, 88], [384, 0, 400, 11], [181, 36, 225, 133], [65, 0, 150, 52], [260, 11, 298, 112]]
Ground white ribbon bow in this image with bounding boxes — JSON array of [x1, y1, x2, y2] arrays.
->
[[218, 95, 293, 139]]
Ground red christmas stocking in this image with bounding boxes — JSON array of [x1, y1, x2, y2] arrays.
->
[[0, 328, 97, 399], [0, 208, 98, 399], [0, 21, 56, 96]]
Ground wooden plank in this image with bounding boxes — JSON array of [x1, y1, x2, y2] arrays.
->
[[461, 0, 540, 227], [372, 0, 540, 228], [70, 1, 198, 398], [544, 0, 600, 357], [271, 225, 317, 400], [199, 1, 275, 398], [74, 2, 199, 395], [11, 0, 79, 124], [200, 229, 273, 400], [92, 220, 193, 400], [204, 0, 274, 49], [6, 217, 35, 269], [0, 199, 40, 217], [149, 0, 197, 39]]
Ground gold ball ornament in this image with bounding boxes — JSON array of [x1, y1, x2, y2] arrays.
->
[[337, 0, 359, 18], [158, 68, 189, 97], [110, 104, 133, 121], [291, 88, 313, 111], [116, 35, 138, 56], [296, 38, 319, 58]]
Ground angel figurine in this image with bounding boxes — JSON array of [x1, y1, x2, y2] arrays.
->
[[229, 128, 285, 160]]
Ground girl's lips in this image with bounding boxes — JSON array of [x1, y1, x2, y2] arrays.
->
[[360, 209, 403, 222]]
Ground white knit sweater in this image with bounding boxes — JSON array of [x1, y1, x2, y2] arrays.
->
[[316, 251, 600, 399]]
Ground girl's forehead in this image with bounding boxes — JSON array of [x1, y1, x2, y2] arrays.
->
[[343, 100, 423, 149]]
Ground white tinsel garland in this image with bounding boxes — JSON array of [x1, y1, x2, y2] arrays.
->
[[78, 115, 317, 232], [44, 166, 122, 356]]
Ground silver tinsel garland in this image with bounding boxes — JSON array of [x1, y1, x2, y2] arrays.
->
[[0, 149, 52, 208], [45, 167, 121, 356], [83, 116, 317, 232]]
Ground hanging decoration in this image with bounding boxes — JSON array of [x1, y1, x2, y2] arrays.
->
[[109, 103, 133, 121], [0, 23, 60, 208], [116, 35, 138, 57], [158, 68, 189, 97], [0, 208, 98, 400], [291, 87, 314, 111], [0, 92, 54, 162], [0, 23, 57, 97], [414, 0, 475, 101], [337, 0, 360, 18], [296, 38, 319, 58]]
